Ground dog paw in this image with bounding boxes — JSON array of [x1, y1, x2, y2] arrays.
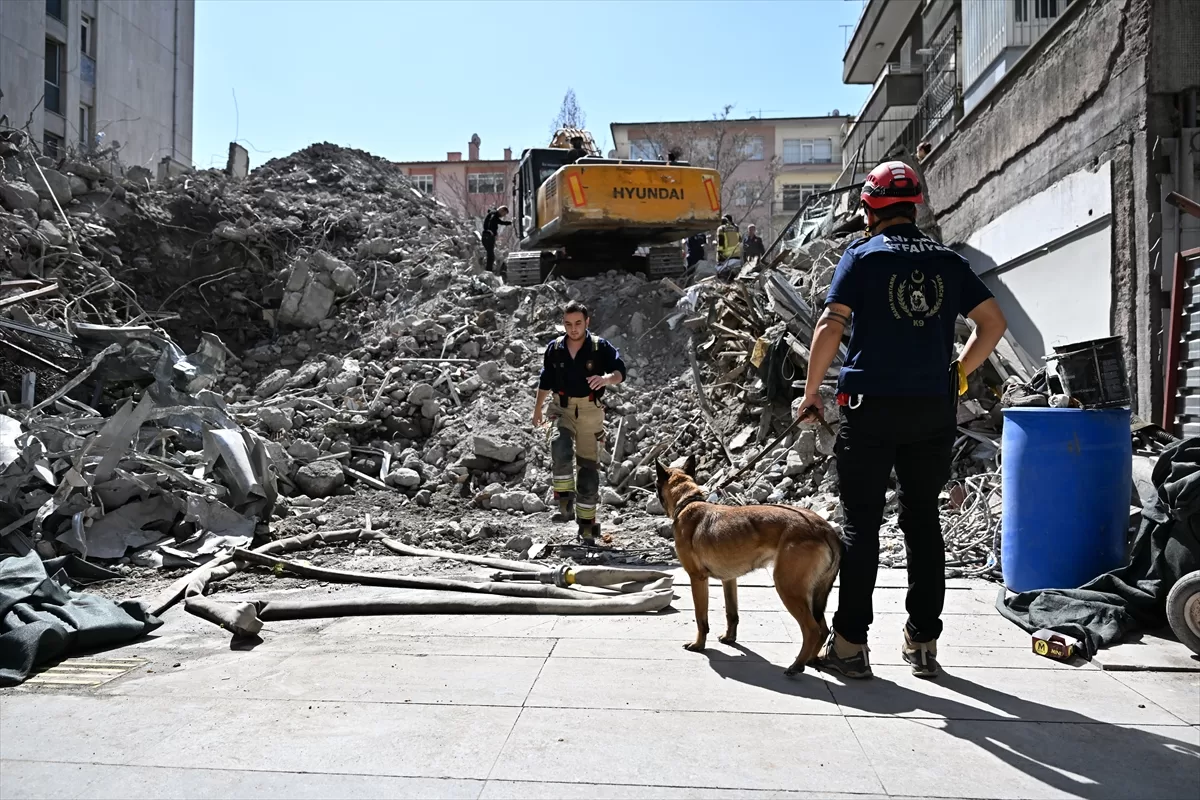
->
[[718, 634, 737, 645], [783, 664, 805, 678], [682, 641, 705, 652]]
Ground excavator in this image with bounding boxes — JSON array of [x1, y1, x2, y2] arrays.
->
[[504, 128, 723, 286]]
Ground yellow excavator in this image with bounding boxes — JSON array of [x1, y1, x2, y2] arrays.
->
[[505, 128, 723, 285]]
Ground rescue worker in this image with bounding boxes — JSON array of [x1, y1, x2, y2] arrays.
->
[[532, 301, 627, 543], [917, 141, 932, 162], [742, 224, 766, 261], [686, 232, 706, 268], [667, 147, 683, 165], [566, 136, 588, 163], [716, 215, 741, 263], [796, 161, 1007, 680], [481, 206, 510, 272]]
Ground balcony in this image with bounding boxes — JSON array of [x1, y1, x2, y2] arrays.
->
[[836, 31, 961, 186], [838, 63, 924, 177], [843, 0, 922, 84], [963, 0, 1073, 96]]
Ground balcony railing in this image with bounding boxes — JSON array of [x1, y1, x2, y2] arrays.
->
[[964, 0, 1071, 90], [835, 26, 961, 185]]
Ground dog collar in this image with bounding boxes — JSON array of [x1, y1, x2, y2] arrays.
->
[[672, 492, 707, 522]]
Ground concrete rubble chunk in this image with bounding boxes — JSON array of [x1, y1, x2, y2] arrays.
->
[[258, 406, 294, 432], [0, 181, 39, 211], [255, 368, 292, 398], [287, 440, 321, 460], [295, 460, 345, 498], [473, 435, 522, 463], [29, 167, 72, 204], [386, 467, 421, 488], [36, 219, 66, 247], [407, 383, 435, 404]]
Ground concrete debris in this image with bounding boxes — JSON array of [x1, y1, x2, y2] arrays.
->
[[674, 203, 1030, 576], [0, 128, 1026, 585]]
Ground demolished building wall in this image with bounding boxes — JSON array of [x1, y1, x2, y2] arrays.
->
[[921, 0, 1168, 420]]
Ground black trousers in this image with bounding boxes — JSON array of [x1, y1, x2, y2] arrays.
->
[[482, 230, 496, 271], [832, 395, 956, 645]]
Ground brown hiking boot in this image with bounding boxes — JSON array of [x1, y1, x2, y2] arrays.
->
[[816, 632, 873, 679], [902, 629, 941, 678]]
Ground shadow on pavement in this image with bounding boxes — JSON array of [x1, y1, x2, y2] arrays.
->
[[704, 644, 1200, 800]]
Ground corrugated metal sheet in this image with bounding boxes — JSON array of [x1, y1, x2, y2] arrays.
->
[[1174, 252, 1200, 435]]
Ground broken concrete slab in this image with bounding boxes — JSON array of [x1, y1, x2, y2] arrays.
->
[[0, 180, 39, 211]]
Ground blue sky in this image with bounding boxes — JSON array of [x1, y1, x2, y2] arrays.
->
[[193, 0, 871, 170]]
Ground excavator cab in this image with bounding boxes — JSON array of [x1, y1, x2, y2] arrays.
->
[[513, 147, 577, 241]]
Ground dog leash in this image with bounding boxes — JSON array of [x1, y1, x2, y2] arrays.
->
[[712, 414, 837, 493]]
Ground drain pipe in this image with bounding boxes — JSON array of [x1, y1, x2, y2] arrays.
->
[[171, 0, 179, 163]]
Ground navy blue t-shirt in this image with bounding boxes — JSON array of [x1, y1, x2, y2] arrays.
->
[[825, 223, 993, 396]]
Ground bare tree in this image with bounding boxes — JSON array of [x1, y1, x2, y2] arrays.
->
[[551, 88, 586, 134], [633, 105, 783, 234]]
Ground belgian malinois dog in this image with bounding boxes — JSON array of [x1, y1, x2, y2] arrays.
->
[[656, 455, 841, 676]]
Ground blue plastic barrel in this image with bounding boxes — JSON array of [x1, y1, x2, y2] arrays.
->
[[1001, 407, 1132, 593]]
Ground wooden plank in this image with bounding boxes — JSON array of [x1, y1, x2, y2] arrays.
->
[[712, 322, 755, 343], [0, 284, 58, 308]]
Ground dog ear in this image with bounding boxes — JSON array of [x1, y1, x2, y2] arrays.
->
[[655, 459, 669, 484], [684, 453, 697, 477]]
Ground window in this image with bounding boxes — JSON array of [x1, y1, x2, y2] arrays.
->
[[79, 105, 92, 147], [43, 132, 63, 159], [81, 16, 93, 54], [740, 136, 765, 161], [1015, 0, 1062, 22], [629, 139, 661, 160], [410, 173, 434, 193], [46, 0, 63, 20], [468, 173, 505, 194], [782, 138, 835, 164], [782, 184, 823, 211], [44, 40, 64, 115], [732, 183, 757, 207]]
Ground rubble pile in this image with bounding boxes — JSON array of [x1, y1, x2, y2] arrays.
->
[[0, 127, 1030, 586], [0, 131, 714, 576], [675, 202, 1032, 577]]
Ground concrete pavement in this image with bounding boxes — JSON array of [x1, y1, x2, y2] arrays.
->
[[1, 567, 1198, 799]]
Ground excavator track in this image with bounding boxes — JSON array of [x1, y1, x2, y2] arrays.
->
[[505, 251, 546, 287], [646, 245, 686, 280], [504, 246, 685, 287]]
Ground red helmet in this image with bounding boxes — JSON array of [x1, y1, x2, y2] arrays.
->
[[861, 161, 924, 209]]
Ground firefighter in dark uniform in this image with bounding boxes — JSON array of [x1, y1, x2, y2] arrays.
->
[[797, 161, 1008, 680], [481, 206, 510, 272], [532, 301, 627, 542]]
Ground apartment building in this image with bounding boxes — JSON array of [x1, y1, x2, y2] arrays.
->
[[393, 134, 518, 225], [610, 114, 852, 240], [0, 0, 194, 168], [836, 0, 1200, 430]]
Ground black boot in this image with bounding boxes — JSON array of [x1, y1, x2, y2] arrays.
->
[[578, 521, 599, 543], [554, 494, 575, 522]]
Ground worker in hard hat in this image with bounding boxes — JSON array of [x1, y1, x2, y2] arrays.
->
[[796, 161, 1008, 680], [715, 214, 742, 277]]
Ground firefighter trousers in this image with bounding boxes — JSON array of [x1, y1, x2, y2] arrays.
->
[[549, 397, 605, 524]]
